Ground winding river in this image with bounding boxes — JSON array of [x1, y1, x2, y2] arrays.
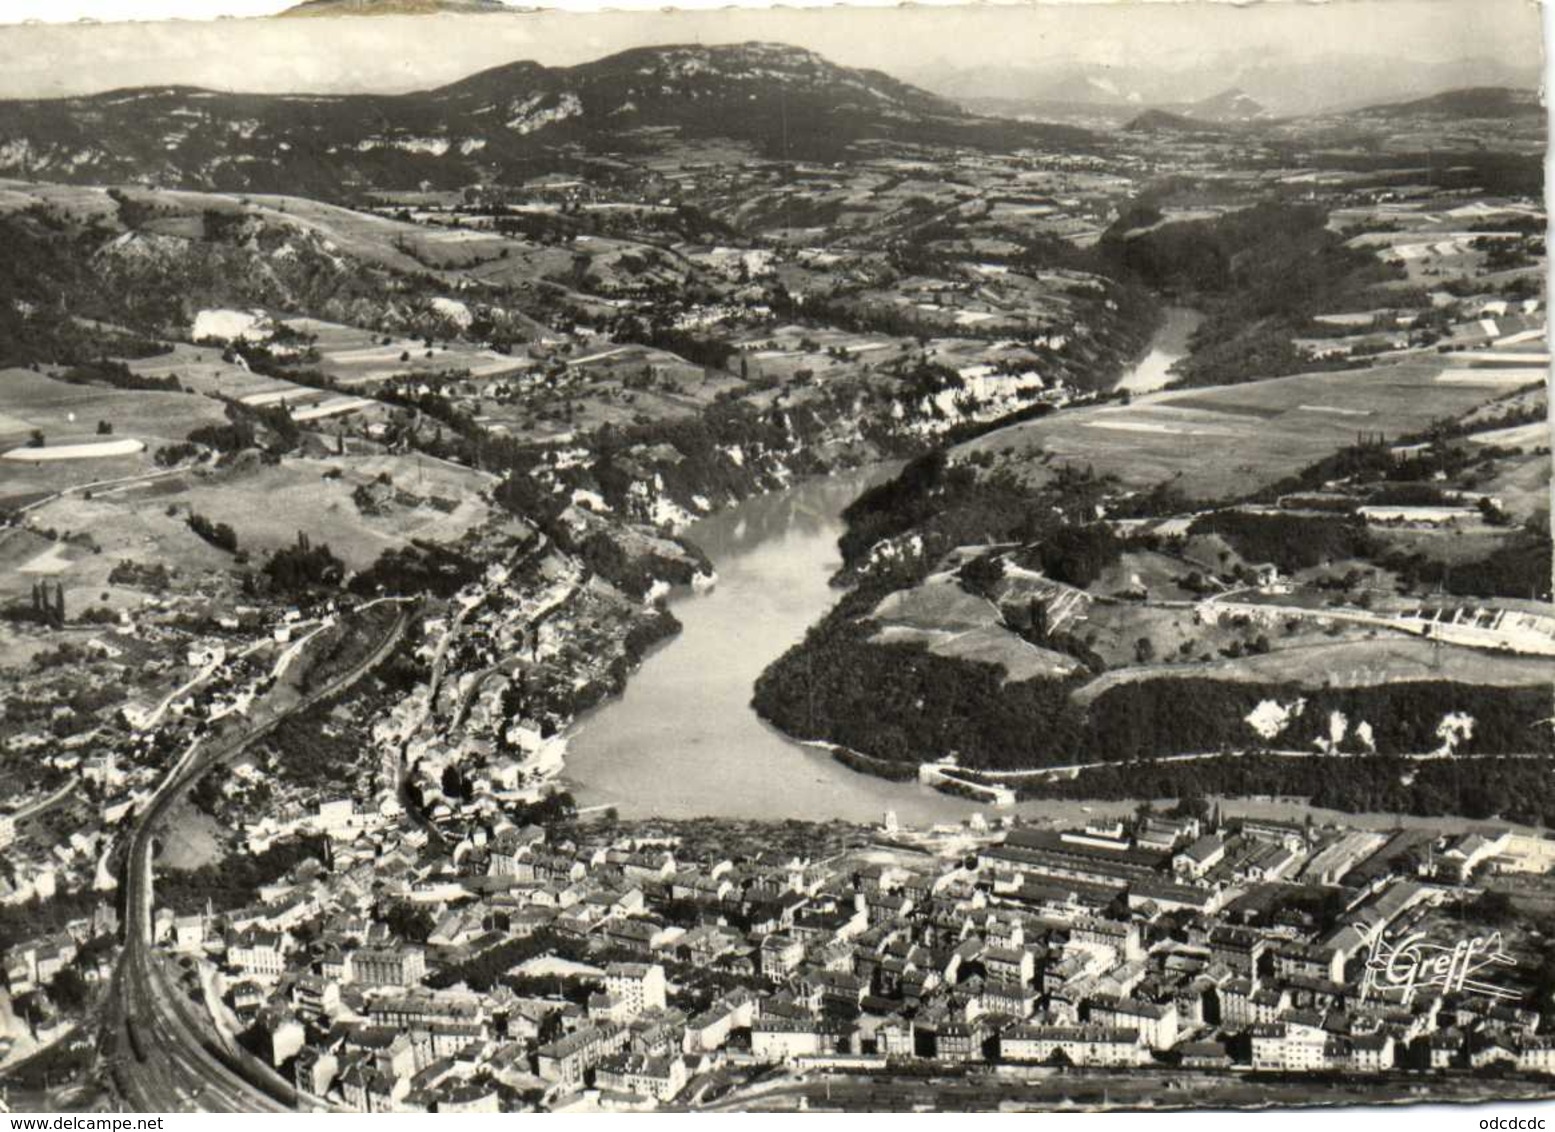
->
[[565, 312, 1206, 825], [565, 468, 982, 824]]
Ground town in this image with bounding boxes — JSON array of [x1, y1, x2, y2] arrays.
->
[[11, 790, 1555, 1111], [0, 1, 1549, 1115]]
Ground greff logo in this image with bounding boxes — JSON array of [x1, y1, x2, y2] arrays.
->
[[1358, 925, 1517, 1004]]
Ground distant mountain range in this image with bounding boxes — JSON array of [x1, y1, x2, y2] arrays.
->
[[1186, 89, 1269, 124], [911, 51, 1541, 124], [1122, 109, 1227, 136], [0, 41, 1537, 198], [1347, 86, 1544, 121], [1113, 88, 1273, 129], [0, 43, 1085, 196], [1123, 84, 1543, 137]]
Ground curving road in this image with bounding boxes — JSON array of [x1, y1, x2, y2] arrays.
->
[[7, 778, 79, 826]]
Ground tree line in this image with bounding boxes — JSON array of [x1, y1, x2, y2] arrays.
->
[[1005, 752, 1555, 828], [754, 591, 1554, 780]]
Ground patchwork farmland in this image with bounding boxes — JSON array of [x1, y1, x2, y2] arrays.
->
[[960, 352, 1547, 500]]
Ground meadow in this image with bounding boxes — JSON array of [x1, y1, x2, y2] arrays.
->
[[868, 572, 1081, 683], [2, 447, 500, 627], [1071, 628, 1555, 708], [0, 367, 230, 504], [284, 317, 530, 387], [960, 354, 1539, 500], [125, 452, 497, 571]]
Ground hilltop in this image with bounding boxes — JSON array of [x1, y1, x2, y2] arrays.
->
[[0, 43, 1086, 195], [1348, 85, 1543, 120], [1122, 109, 1231, 135], [1185, 87, 1269, 123]]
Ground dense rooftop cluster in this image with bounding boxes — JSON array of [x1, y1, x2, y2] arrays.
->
[[7, 802, 1541, 1109]]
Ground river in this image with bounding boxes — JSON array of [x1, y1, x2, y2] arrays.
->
[[559, 462, 1482, 833], [566, 308, 1425, 830], [565, 467, 983, 825], [1114, 306, 1202, 394]]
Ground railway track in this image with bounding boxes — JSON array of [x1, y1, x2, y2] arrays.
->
[[102, 602, 411, 1113]]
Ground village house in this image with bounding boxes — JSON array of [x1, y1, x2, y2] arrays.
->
[[536, 1023, 630, 1091], [1251, 1020, 1331, 1072], [595, 1051, 688, 1103], [1001, 1025, 1149, 1067], [227, 928, 289, 979], [348, 945, 428, 987], [750, 1016, 827, 1061], [1086, 996, 1180, 1051]]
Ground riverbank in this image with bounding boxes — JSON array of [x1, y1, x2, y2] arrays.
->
[[553, 300, 1547, 834], [557, 468, 1549, 834], [1113, 306, 1202, 394], [791, 740, 1549, 834], [545, 300, 1197, 826], [723, 331, 1555, 830], [561, 468, 992, 826], [1006, 795, 1545, 837]]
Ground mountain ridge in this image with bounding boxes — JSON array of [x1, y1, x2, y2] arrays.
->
[[1347, 85, 1543, 120], [1186, 87, 1269, 123], [909, 52, 1540, 122], [0, 42, 1082, 195]]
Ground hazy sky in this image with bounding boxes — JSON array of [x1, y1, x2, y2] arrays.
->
[[0, 0, 1541, 99]]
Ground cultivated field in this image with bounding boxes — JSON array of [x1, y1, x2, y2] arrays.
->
[[1072, 599, 1266, 673], [1480, 452, 1552, 522], [727, 323, 911, 385], [6, 448, 501, 621], [1073, 632, 1555, 706], [125, 342, 302, 401], [0, 179, 123, 223], [127, 329, 452, 434], [283, 317, 530, 387], [142, 452, 497, 571], [248, 192, 698, 304], [1, 438, 145, 461], [0, 477, 234, 616], [1368, 524, 1521, 566], [1089, 550, 1203, 601], [1468, 421, 1550, 449], [462, 339, 759, 444], [1459, 382, 1546, 430], [0, 368, 230, 504], [959, 354, 1541, 499]]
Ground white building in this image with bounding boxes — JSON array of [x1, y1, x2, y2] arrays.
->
[[1001, 1025, 1149, 1067], [603, 962, 666, 1019]]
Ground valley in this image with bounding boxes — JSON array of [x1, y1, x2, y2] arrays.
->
[[0, 14, 1550, 1114], [0, 42, 1546, 850]]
